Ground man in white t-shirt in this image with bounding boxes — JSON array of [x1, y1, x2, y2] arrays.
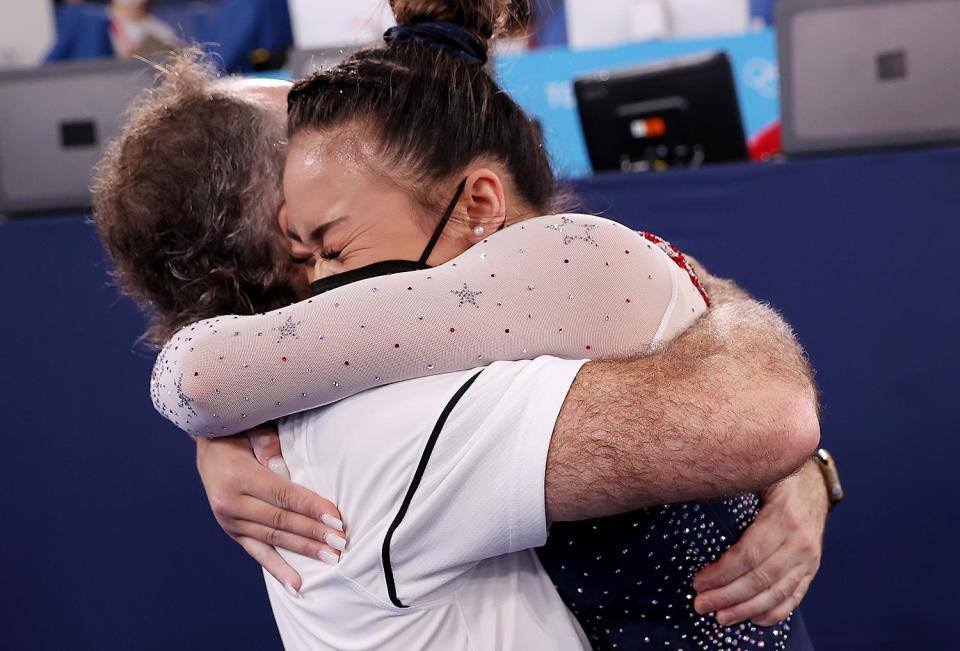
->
[[244, 246, 820, 648], [269, 359, 593, 649]]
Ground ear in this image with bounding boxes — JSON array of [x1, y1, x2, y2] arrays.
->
[[461, 168, 507, 239]]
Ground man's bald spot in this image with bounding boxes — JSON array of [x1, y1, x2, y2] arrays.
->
[[219, 77, 292, 120]]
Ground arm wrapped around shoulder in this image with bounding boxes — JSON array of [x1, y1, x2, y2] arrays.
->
[[545, 268, 820, 520], [150, 214, 709, 437]]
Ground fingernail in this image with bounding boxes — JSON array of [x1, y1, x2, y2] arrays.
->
[[716, 612, 733, 626], [324, 532, 347, 551], [321, 514, 344, 532], [267, 456, 291, 480], [283, 581, 302, 599], [319, 550, 339, 565]]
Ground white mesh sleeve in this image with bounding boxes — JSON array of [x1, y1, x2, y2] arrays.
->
[[151, 214, 709, 436]]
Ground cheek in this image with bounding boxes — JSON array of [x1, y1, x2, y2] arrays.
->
[[338, 215, 426, 266], [351, 225, 424, 265]]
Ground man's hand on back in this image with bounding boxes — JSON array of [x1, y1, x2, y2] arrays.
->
[[692, 458, 829, 626], [195, 427, 347, 594]]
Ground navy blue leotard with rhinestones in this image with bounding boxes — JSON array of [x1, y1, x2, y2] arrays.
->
[[537, 494, 815, 650]]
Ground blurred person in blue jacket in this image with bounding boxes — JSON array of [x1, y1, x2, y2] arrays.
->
[[107, 0, 180, 59], [46, 0, 292, 73], [47, 1, 179, 62]]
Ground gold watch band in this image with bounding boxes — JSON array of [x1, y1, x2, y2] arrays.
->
[[814, 448, 844, 510]]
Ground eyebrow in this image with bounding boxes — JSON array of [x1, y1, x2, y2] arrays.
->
[[287, 215, 349, 244]]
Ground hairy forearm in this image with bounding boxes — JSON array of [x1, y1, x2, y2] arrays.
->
[[546, 275, 820, 521]]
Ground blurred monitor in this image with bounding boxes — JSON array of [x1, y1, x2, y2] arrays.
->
[[778, 0, 960, 156], [0, 59, 154, 214], [574, 51, 748, 173]]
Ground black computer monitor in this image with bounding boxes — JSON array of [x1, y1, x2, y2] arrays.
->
[[574, 51, 748, 173]]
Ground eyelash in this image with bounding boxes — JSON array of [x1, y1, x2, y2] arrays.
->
[[291, 249, 340, 265]]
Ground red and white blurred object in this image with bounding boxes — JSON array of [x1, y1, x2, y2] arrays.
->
[[748, 122, 783, 161], [566, 0, 752, 50], [0, 0, 55, 69]]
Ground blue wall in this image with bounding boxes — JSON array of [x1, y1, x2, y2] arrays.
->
[[0, 217, 282, 649]]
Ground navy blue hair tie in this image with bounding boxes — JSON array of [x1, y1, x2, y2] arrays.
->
[[383, 22, 488, 66]]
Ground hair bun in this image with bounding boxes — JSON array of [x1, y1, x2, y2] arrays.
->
[[389, 0, 531, 44]]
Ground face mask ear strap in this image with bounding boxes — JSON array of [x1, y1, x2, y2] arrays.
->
[[418, 177, 468, 266]]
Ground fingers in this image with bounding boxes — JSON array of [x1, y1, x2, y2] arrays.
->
[[248, 426, 284, 468], [236, 536, 303, 596], [694, 546, 794, 616], [234, 521, 342, 566], [238, 494, 347, 550], [241, 468, 343, 529], [714, 567, 811, 627], [693, 511, 784, 592], [751, 573, 814, 627]]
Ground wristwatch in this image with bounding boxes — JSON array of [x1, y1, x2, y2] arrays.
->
[[813, 448, 845, 510]]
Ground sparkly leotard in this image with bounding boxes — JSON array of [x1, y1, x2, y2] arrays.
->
[[537, 497, 813, 650], [152, 213, 812, 650]]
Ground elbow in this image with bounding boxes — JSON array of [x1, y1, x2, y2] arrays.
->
[[177, 371, 219, 421], [753, 383, 821, 482], [779, 389, 821, 470], [175, 359, 226, 436], [152, 328, 225, 436]]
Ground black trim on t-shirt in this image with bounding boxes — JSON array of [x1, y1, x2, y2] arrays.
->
[[381, 370, 484, 608]]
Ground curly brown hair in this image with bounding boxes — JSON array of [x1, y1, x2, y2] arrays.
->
[[92, 51, 303, 346]]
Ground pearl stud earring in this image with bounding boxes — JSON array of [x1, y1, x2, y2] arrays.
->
[[473, 226, 485, 236]]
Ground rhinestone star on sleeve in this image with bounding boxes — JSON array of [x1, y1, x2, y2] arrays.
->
[[546, 215, 600, 247], [451, 283, 483, 308]]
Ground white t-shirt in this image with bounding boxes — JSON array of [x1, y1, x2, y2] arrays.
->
[[266, 356, 591, 650]]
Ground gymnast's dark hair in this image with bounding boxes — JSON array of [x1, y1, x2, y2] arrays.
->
[[287, 0, 558, 214]]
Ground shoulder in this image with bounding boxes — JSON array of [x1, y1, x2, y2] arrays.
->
[[524, 213, 640, 239], [458, 358, 589, 410], [635, 231, 711, 307]]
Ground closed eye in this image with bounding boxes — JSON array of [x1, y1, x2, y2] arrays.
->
[[319, 249, 342, 261], [290, 255, 312, 265]]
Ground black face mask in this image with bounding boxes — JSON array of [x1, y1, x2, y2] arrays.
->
[[310, 178, 467, 297]]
